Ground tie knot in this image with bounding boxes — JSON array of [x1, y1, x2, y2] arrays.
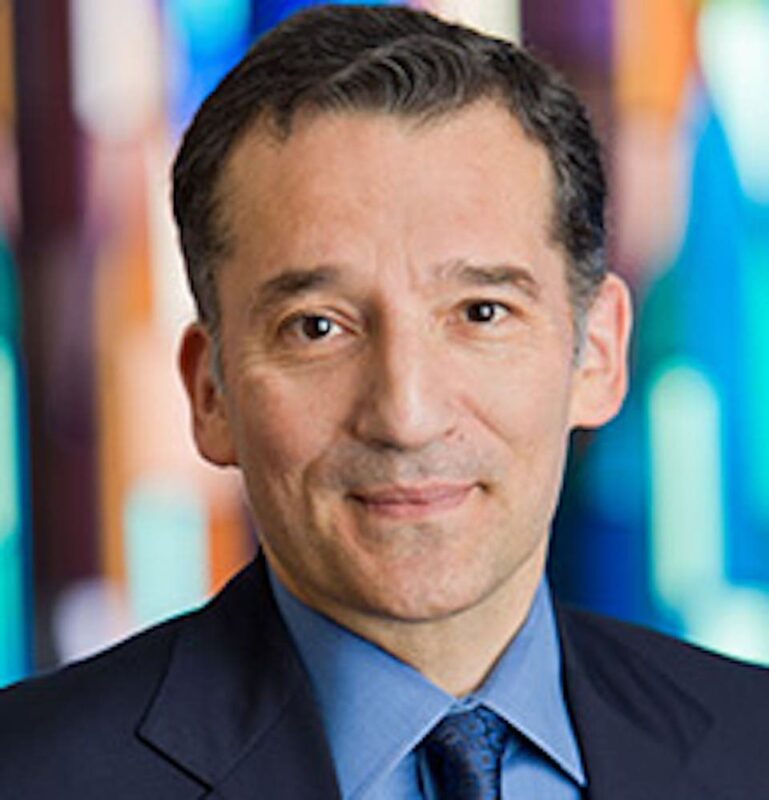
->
[[422, 707, 510, 799]]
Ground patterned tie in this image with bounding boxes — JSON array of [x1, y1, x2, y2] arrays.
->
[[422, 706, 510, 799]]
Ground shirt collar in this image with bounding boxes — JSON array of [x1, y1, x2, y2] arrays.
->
[[474, 580, 586, 785], [269, 570, 585, 797]]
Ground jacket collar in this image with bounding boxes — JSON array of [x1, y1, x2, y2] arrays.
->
[[556, 605, 725, 800], [136, 556, 341, 799]]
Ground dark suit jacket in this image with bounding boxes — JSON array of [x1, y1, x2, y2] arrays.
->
[[1, 556, 767, 799]]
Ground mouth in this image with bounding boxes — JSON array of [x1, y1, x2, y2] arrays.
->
[[348, 482, 477, 521]]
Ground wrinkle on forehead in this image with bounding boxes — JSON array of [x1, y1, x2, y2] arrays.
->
[[217, 103, 570, 343], [220, 102, 556, 248]]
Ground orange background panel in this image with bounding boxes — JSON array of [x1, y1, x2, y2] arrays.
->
[[616, 0, 700, 123]]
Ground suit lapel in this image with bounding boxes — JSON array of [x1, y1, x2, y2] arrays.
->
[[557, 607, 724, 800], [205, 683, 340, 800], [132, 555, 737, 798], [136, 556, 341, 799]]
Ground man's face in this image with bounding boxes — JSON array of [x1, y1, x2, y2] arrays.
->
[[182, 102, 629, 627]]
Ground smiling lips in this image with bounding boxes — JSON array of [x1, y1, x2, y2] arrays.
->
[[350, 483, 476, 520]]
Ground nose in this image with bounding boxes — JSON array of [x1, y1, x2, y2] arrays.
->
[[349, 317, 457, 451]]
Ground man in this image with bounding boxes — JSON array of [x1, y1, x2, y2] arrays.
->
[[1, 5, 767, 798]]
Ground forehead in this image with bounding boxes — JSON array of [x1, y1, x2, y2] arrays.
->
[[218, 102, 561, 291]]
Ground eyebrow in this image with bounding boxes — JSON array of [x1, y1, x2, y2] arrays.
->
[[246, 259, 541, 318], [438, 260, 542, 301], [247, 265, 341, 316]]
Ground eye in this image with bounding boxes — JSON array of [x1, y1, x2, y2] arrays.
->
[[278, 313, 347, 346], [293, 314, 342, 341], [463, 300, 510, 324]]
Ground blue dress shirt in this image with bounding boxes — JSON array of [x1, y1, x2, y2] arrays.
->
[[270, 570, 586, 799]]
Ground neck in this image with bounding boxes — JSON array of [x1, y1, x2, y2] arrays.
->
[[372, 551, 546, 696], [288, 543, 548, 697]]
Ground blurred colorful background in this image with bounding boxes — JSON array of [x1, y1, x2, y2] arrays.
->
[[2, 0, 769, 686]]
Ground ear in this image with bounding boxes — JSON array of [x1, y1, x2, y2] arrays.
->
[[569, 272, 633, 430], [178, 322, 238, 467]]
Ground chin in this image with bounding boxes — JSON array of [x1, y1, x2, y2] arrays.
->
[[343, 560, 505, 624]]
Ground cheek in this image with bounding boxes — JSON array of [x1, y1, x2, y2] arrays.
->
[[228, 371, 350, 479], [463, 368, 573, 531], [460, 353, 575, 449]]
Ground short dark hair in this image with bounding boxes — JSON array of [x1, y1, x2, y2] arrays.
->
[[172, 4, 606, 336]]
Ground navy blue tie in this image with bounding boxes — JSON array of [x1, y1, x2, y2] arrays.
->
[[422, 706, 510, 799]]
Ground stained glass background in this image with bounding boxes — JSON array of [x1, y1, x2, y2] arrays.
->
[[3, 0, 768, 684]]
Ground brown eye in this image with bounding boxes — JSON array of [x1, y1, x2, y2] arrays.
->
[[465, 301, 508, 323], [299, 315, 336, 340]]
